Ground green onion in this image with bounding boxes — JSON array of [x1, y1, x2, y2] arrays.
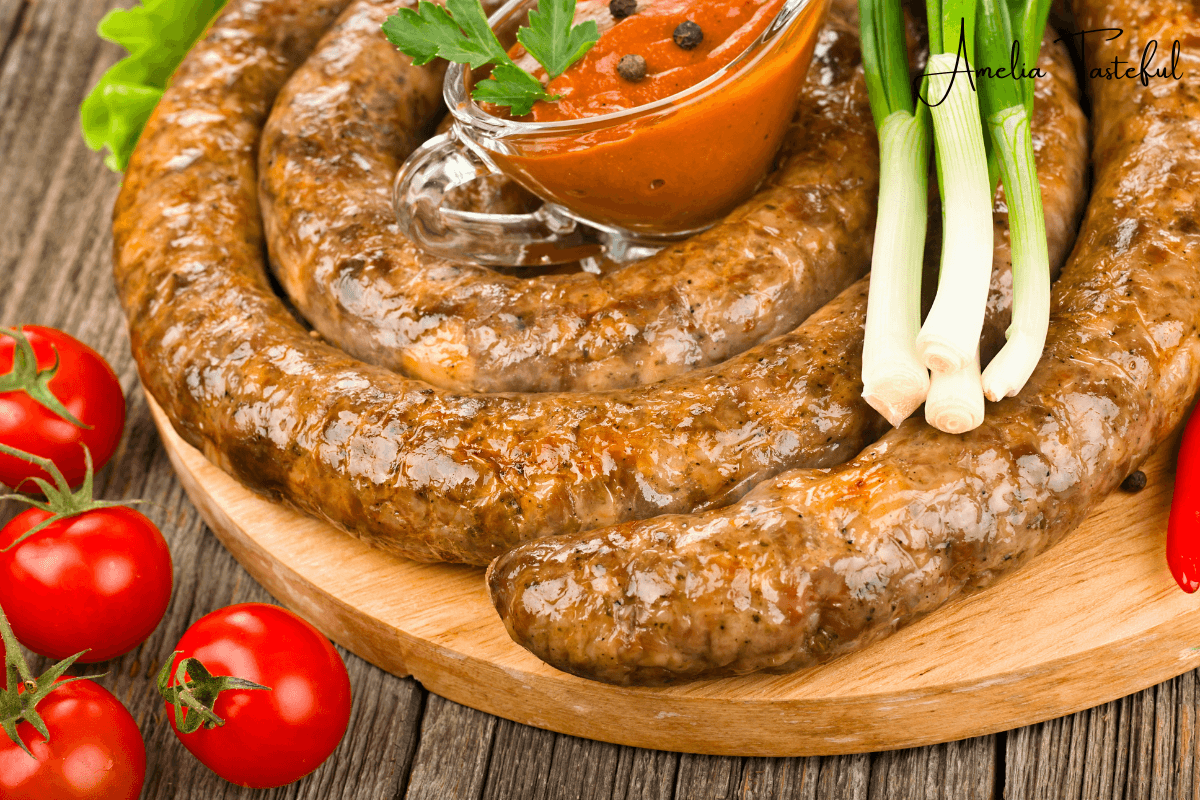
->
[[915, 3, 994, 378], [925, 348, 985, 433], [977, 0, 1053, 400], [858, 0, 932, 427], [858, 0, 1053, 431], [921, 0, 993, 434], [1012, 0, 1052, 115]]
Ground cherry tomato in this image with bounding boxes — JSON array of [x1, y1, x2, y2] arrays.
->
[[162, 603, 352, 788], [0, 506, 172, 663], [0, 326, 125, 489], [0, 678, 146, 800]]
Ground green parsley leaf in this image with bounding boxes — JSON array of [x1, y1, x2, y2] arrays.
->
[[445, 0, 510, 62], [380, 6, 446, 65], [80, 0, 229, 172], [382, 0, 508, 68], [517, 0, 599, 80], [383, 0, 599, 116], [472, 63, 556, 116]]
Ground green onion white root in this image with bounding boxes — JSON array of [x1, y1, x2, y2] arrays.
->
[[925, 348, 985, 433]]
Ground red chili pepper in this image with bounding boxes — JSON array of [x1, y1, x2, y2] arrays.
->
[[1167, 405, 1200, 593]]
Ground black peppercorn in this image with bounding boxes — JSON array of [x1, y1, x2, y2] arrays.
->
[[616, 54, 647, 82], [1121, 470, 1148, 492], [609, 0, 637, 20], [673, 20, 703, 50]]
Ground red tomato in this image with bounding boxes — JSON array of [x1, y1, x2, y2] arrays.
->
[[163, 603, 352, 788], [0, 326, 125, 489], [0, 678, 146, 800], [0, 506, 172, 663]]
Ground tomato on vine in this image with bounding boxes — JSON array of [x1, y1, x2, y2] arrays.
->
[[0, 326, 125, 490], [0, 604, 146, 800], [0, 443, 172, 663], [159, 603, 352, 788]]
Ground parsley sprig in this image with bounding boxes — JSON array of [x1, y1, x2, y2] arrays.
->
[[383, 0, 600, 116]]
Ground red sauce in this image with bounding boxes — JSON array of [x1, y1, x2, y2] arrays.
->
[[515, 0, 787, 122], [477, 0, 830, 233]]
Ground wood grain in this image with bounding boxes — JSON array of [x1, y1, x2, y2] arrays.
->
[[407, 697, 497, 800], [2, 0, 1200, 796]]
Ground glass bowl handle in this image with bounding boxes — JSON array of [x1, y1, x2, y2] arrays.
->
[[393, 128, 606, 267]]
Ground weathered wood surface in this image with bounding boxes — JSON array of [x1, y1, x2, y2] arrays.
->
[[0, 0, 1196, 797]]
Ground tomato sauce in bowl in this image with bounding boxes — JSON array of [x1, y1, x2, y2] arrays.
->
[[443, 0, 831, 238]]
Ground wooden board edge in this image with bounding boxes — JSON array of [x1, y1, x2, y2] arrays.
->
[[148, 392, 1200, 756]]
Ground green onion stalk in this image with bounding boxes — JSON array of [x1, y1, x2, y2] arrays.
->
[[977, 0, 1053, 401], [857, 0, 932, 428], [915, 0, 994, 369], [916, 0, 993, 433]]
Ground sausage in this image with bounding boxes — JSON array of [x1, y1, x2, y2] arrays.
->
[[112, 0, 1083, 567], [488, 0, 1200, 684], [258, 0, 882, 393]]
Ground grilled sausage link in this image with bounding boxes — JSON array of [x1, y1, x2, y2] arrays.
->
[[113, 0, 1083, 566], [488, 0, 1200, 684], [259, 0, 880, 393]]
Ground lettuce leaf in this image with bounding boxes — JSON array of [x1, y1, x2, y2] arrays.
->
[[80, 0, 228, 172]]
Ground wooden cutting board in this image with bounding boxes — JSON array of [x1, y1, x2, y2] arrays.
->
[[147, 394, 1200, 756]]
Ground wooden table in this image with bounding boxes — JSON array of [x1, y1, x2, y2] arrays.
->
[[2, 0, 1197, 797]]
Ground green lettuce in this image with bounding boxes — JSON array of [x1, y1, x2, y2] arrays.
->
[[80, 0, 228, 172]]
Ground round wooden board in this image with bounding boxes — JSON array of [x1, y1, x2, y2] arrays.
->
[[148, 394, 1200, 756]]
